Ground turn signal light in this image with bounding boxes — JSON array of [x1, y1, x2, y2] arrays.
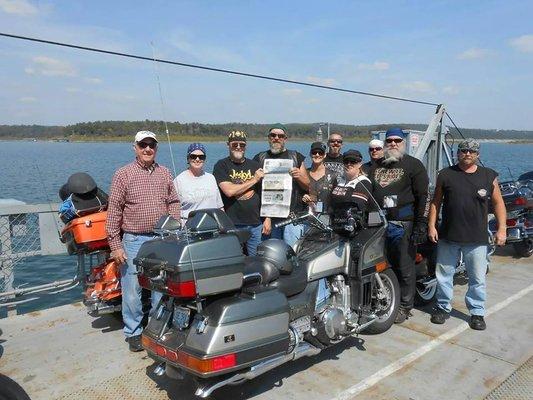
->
[[375, 261, 387, 272], [166, 279, 196, 298], [142, 335, 236, 373], [178, 352, 236, 373], [514, 197, 527, 206]]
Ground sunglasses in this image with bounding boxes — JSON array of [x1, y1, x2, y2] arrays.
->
[[311, 150, 325, 156], [385, 138, 403, 144], [269, 133, 286, 139], [188, 154, 206, 161], [459, 149, 478, 154], [137, 141, 157, 149], [369, 147, 383, 152], [230, 142, 246, 149], [329, 139, 343, 144], [343, 159, 360, 165]]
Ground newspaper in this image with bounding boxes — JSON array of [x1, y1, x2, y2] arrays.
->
[[260, 159, 293, 218]]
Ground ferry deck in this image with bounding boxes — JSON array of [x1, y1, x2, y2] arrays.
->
[[1, 249, 531, 400]]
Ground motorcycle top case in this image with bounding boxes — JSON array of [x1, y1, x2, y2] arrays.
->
[[60, 211, 109, 255], [134, 233, 245, 297]]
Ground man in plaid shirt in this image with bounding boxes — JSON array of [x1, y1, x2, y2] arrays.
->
[[106, 130, 180, 352]]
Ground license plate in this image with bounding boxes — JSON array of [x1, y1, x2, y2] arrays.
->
[[173, 306, 191, 330]]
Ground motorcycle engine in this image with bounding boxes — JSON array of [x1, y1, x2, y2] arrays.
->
[[313, 275, 354, 345]]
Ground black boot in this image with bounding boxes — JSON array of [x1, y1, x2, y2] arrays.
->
[[394, 307, 412, 324]]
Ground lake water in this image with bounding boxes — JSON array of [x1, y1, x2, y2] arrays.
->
[[1, 140, 532, 316]]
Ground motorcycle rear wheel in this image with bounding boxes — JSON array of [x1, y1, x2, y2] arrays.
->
[[513, 239, 533, 258], [362, 268, 400, 334]]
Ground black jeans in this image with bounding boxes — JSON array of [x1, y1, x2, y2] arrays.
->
[[385, 221, 416, 310]]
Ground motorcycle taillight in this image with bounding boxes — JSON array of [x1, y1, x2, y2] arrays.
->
[[138, 274, 151, 289], [507, 218, 517, 227], [514, 197, 527, 206], [166, 278, 196, 298]]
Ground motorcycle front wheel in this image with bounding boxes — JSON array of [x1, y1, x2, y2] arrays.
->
[[362, 268, 400, 334]]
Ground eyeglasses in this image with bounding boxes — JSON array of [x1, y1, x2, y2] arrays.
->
[[311, 150, 325, 156], [269, 133, 286, 139], [459, 149, 478, 154], [188, 154, 206, 161], [329, 139, 343, 145], [137, 141, 157, 149], [369, 147, 382, 152], [230, 142, 246, 149], [385, 138, 403, 144]]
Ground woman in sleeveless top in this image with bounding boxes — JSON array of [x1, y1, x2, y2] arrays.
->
[[302, 141, 337, 213]]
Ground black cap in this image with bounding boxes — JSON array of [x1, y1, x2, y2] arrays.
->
[[310, 141, 326, 153], [343, 149, 363, 163]]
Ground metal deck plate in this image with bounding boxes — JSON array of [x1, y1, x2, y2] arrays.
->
[[485, 356, 533, 400]]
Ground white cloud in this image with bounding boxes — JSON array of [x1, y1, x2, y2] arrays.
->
[[457, 48, 495, 60], [19, 96, 37, 102], [306, 76, 337, 86], [282, 88, 302, 96], [65, 87, 81, 93], [442, 86, 460, 95], [26, 56, 77, 77], [401, 81, 434, 93], [85, 77, 102, 84], [509, 34, 533, 53], [0, 0, 38, 15], [357, 61, 390, 71]]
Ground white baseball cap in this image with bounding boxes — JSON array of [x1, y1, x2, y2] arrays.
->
[[369, 139, 384, 148], [134, 130, 158, 143]]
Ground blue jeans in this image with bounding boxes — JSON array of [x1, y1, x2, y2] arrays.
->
[[435, 239, 488, 316], [235, 223, 262, 256], [263, 221, 306, 249], [121, 233, 163, 338]]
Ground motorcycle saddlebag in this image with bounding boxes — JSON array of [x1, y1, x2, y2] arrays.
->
[[144, 287, 290, 377], [60, 211, 109, 255]]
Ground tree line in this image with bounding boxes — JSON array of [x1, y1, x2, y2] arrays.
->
[[0, 121, 531, 140]]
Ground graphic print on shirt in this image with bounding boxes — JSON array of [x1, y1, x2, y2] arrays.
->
[[229, 168, 255, 200], [374, 168, 405, 188]]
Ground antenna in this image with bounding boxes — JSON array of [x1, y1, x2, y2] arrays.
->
[[150, 41, 177, 177]]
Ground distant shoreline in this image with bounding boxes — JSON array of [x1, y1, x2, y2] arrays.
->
[[1, 137, 532, 144]]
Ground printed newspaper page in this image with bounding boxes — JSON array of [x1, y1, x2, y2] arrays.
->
[[260, 159, 293, 218]]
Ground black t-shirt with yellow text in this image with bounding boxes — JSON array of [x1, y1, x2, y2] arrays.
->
[[213, 157, 262, 225]]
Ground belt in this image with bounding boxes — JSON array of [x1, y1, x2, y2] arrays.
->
[[123, 231, 157, 236]]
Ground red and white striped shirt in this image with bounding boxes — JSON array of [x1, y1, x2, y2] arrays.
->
[[105, 159, 180, 251]]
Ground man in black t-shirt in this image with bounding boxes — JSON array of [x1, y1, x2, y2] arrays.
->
[[428, 139, 507, 330], [324, 132, 344, 176], [213, 130, 264, 256], [253, 123, 309, 247], [368, 127, 430, 324]]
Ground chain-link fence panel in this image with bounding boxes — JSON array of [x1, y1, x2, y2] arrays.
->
[[0, 212, 42, 295]]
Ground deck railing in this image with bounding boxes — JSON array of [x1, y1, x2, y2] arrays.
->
[[0, 203, 74, 315]]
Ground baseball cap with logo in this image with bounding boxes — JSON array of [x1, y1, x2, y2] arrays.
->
[[134, 130, 158, 143], [228, 130, 247, 143]]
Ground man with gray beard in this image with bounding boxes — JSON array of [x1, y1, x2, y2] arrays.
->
[[253, 123, 309, 247], [367, 127, 430, 324]]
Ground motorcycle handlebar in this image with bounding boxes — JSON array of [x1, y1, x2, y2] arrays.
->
[[274, 218, 294, 229]]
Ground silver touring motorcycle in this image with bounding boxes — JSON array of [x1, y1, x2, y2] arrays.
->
[[135, 205, 400, 397]]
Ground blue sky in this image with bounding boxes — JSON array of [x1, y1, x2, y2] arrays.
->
[[0, 0, 532, 129]]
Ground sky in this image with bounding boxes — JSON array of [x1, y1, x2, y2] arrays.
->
[[0, 0, 532, 130]]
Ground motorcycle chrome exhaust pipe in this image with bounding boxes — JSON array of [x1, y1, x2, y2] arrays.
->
[[194, 342, 321, 398]]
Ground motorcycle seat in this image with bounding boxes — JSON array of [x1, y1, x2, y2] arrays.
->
[[268, 263, 307, 297], [243, 257, 280, 286]]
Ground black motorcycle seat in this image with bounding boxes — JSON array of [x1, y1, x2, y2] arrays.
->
[[243, 257, 280, 285], [269, 263, 307, 297], [227, 228, 251, 244]]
